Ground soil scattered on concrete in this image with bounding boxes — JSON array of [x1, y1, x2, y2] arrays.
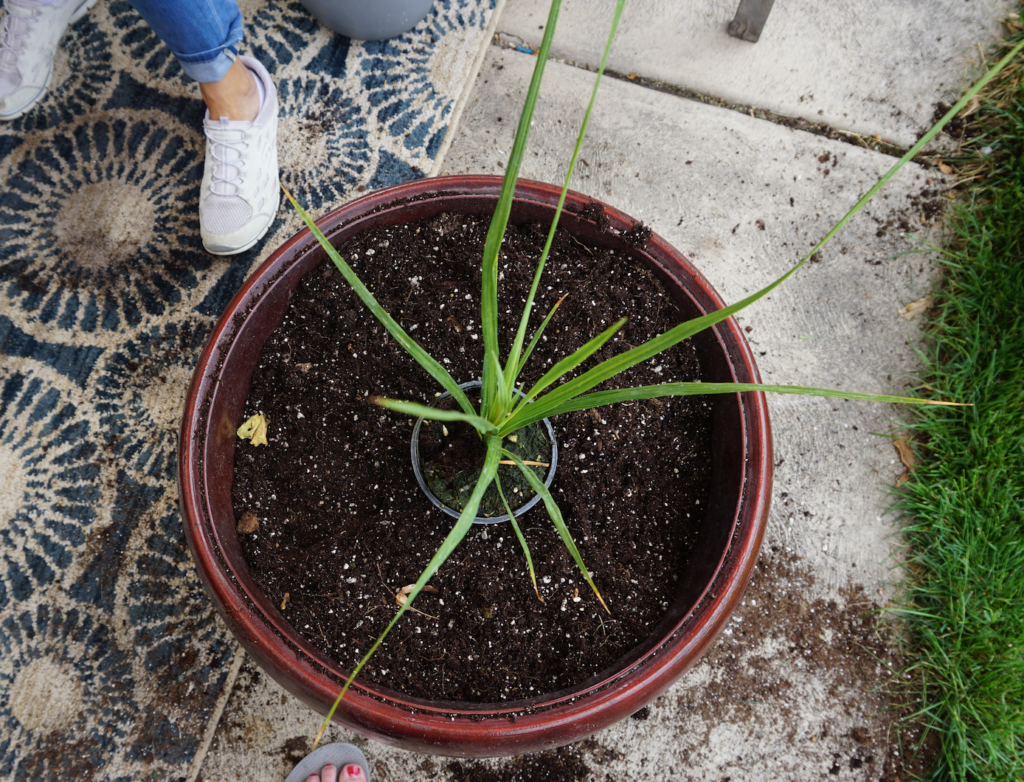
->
[[432, 551, 935, 781], [216, 507, 935, 781]]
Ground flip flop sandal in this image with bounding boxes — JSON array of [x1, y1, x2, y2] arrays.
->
[[284, 742, 371, 782]]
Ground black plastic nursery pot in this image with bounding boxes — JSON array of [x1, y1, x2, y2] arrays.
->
[[178, 175, 773, 757], [410, 380, 559, 524]]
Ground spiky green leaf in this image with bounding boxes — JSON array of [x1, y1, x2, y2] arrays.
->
[[533, 382, 968, 423], [513, 318, 626, 413], [314, 434, 503, 748], [371, 397, 498, 435], [502, 450, 609, 613], [496, 475, 542, 602], [284, 189, 474, 418], [503, 0, 627, 391], [480, 0, 564, 417]]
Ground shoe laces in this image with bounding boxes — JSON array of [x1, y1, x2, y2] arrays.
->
[[205, 117, 251, 197], [0, 0, 45, 74]]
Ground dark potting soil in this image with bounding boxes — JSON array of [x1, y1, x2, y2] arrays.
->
[[234, 211, 713, 703]]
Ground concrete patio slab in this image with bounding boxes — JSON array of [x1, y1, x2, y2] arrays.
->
[[497, 0, 1017, 148], [197, 41, 949, 780]]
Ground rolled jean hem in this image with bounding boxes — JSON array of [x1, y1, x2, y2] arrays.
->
[[175, 38, 244, 83]]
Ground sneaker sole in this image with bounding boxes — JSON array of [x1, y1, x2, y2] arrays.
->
[[0, 0, 100, 120], [69, 0, 100, 24], [0, 73, 52, 120], [203, 190, 281, 256]]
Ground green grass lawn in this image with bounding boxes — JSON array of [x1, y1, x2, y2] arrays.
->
[[894, 14, 1024, 780]]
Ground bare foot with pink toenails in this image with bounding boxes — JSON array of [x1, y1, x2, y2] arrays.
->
[[284, 743, 370, 782], [302, 762, 365, 782]]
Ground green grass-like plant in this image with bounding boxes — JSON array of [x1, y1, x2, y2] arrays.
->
[[889, 14, 1024, 779], [894, 187, 1024, 780], [282, 0, 1022, 749]]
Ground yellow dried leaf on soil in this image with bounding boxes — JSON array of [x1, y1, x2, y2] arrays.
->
[[237, 415, 259, 438], [251, 416, 269, 446], [237, 413, 269, 446]]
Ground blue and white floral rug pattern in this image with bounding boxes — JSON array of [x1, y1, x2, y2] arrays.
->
[[0, 0, 495, 777]]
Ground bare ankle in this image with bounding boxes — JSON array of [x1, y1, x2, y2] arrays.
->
[[199, 57, 260, 122]]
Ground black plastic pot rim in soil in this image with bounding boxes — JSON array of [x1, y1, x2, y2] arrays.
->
[[409, 380, 559, 525]]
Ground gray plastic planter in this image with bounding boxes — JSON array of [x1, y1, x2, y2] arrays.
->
[[298, 0, 434, 40]]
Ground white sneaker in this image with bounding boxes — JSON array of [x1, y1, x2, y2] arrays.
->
[[0, 0, 97, 120], [200, 55, 280, 256]]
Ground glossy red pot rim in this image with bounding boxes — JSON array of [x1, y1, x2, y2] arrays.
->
[[178, 175, 772, 756]]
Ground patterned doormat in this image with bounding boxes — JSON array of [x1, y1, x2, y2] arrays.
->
[[0, 0, 496, 777]]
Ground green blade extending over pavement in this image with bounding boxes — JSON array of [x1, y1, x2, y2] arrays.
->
[[479, 0, 564, 418], [503, 0, 627, 393], [519, 382, 970, 428]]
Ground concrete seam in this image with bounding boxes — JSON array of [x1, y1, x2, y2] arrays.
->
[[430, 0, 510, 177], [185, 644, 246, 782], [489, 31, 922, 160]]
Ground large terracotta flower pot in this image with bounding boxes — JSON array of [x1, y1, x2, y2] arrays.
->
[[177, 175, 772, 757]]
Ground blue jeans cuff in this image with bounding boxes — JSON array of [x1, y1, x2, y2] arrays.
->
[[178, 45, 240, 82], [128, 0, 245, 83]]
